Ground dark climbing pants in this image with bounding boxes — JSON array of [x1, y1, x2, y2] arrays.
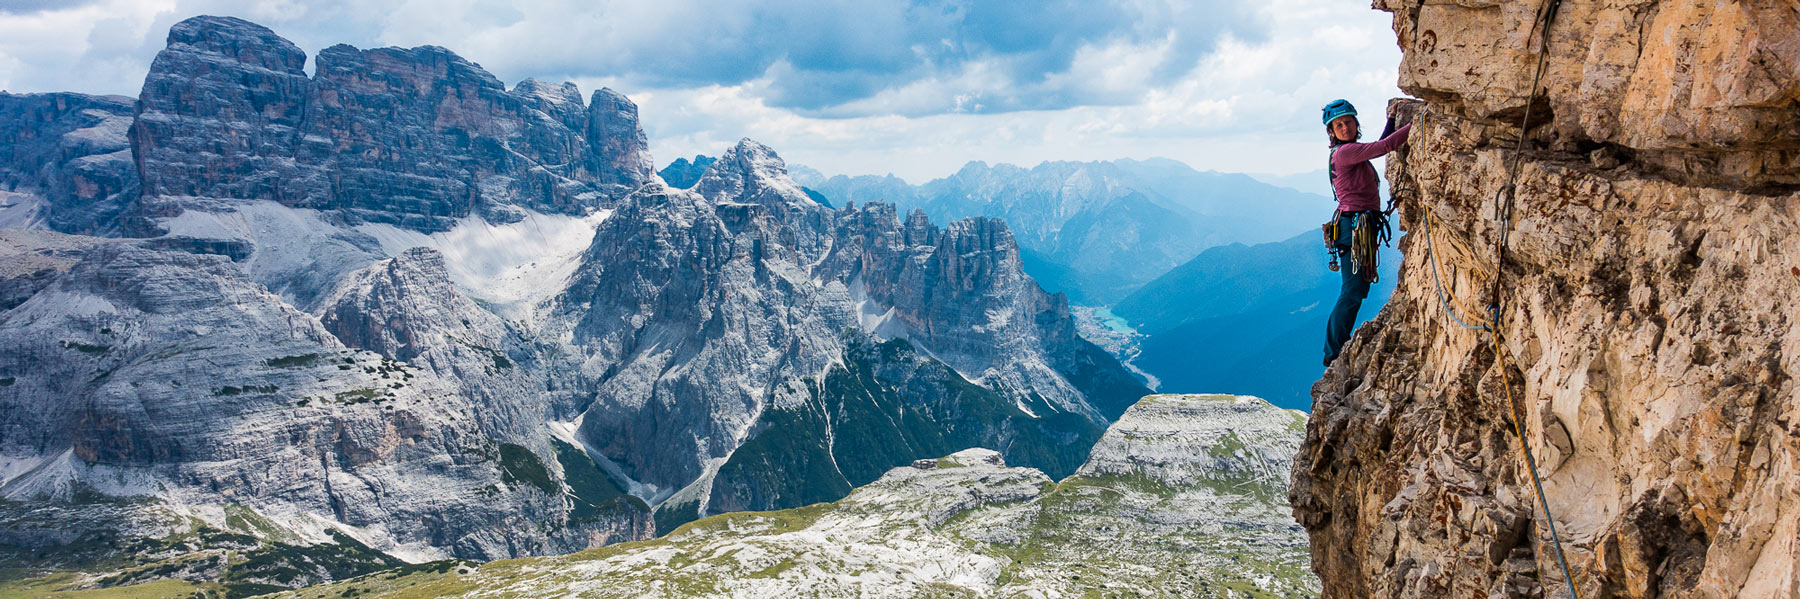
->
[[1324, 214, 1370, 364]]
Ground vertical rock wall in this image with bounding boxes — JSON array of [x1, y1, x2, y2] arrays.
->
[[1291, 1, 1799, 598], [132, 16, 652, 233]]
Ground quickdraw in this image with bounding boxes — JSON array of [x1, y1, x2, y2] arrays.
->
[[1323, 147, 1394, 282]]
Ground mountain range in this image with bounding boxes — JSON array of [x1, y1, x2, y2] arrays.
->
[[1112, 230, 1401, 410], [0, 15, 1148, 585], [792, 159, 1329, 304]]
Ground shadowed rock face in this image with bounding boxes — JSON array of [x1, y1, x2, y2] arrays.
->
[[1292, 2, 1800, 598], [0, 93, 137, 234], [132, 16, 651, 234], [658, 155, 717, 189]]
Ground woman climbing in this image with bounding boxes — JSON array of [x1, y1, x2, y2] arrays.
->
[[1321, 98, 1411, 366]]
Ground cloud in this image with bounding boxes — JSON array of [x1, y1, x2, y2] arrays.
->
[[630, 0, 1402, 181], [0, 0, 1402, 180], [0, 0, 1265, 118]]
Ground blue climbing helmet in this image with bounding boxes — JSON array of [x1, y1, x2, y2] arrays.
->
[[1321, 99, 1357, 126]]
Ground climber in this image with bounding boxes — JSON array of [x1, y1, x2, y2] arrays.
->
[[1321, 98, 1411, 366]]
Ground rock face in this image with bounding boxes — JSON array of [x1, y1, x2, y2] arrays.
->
[[657, 155, 716, 189], [1291, 2, 1800, 598], [0, 93, 137, 233], [556, 138, 1148, 526], [132, 16, 651, 234], [0, 242, 646, 560], [272, 395, 1318, 599]]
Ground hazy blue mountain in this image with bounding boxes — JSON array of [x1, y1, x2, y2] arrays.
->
[[1114, 229, 1401, 411], [1248, 169, 1331, 198], [795, 159, 1329, 304], [657, 154, 717, 189]]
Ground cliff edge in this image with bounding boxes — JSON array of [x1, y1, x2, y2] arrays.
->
[[1291, 1, 1798, 598]]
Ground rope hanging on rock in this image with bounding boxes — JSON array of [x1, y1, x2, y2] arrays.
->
[[1483, 0, 1584, 593], [1399, 0, 1583, 595], [1484, 0, 1582, 596]]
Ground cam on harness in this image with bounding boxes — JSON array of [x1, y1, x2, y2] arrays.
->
[[1321, 141, 1394, 283]]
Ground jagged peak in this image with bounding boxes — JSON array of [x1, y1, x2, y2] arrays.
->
[[938, 216, 1018, 254], [692, 138, 816, 208], [583, 87, 653, 186], [512, 78, 585, 108], [588, 87, 637, 112]]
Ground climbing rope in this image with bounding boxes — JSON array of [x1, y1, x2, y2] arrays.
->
[[1485, 0, 1583, 597], [1398, 0, 1583, 595], [1419, 199, 1491, 331]]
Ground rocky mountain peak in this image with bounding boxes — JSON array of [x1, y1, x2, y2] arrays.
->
[[513, 78, 587, 123], [131, 16, 652, 236], [657, 154, 717, 189], [902, 208, 936, 245], [584, 87, 654, 188], [693, 137, 816, 209], [133, 15, 314, 205], [312, 43, 507, 95], [161, 15, 306, 72]]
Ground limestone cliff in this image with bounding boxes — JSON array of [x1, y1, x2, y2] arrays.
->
[[1291, 1, 1799, 598]]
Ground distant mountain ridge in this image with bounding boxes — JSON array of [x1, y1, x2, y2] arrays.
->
[[1113, 230, 1400, 410], [794, 158, 1331, 304], [657, 155, 716, 189]]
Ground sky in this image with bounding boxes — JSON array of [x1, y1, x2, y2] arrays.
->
[[0, 0, 1404, 183]]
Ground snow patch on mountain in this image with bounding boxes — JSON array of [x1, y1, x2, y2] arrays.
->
[[356, 209, 611, 320]]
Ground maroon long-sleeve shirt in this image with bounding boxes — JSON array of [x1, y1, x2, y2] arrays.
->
[[1329, 123, 1411, 212]]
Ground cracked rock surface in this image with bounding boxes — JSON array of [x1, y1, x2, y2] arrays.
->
[[1292, 2, 1800, 598]]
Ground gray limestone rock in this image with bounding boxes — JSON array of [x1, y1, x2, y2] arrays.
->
[[132, 15, 651, 238], [0, 15, 1147, 569], [555, 139, 1147, 523], [0, 92, 137, 234], [0, 242, 641, 560]]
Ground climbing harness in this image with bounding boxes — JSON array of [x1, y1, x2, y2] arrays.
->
[[1322, 145, 1394, 283], [1404, 0, 1582, 596]]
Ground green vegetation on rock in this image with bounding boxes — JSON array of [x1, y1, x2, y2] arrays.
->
[[550, 439, 648, 523], [497, 443, 556, 495]]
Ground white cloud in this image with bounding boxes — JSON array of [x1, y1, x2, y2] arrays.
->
[[0, 0, 1405, 181], [634, 0, 1403, 181]]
